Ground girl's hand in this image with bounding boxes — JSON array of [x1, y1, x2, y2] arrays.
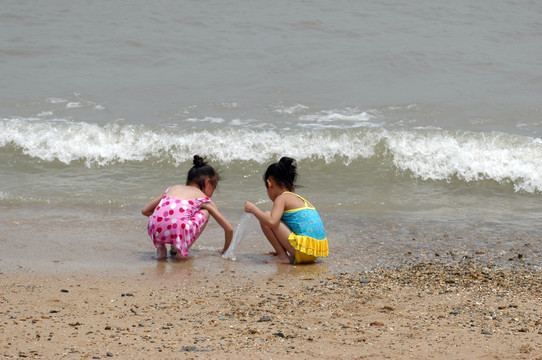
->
[[244, 201, 257, 214]]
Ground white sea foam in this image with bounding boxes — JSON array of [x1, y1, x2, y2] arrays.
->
[[386, 130, 542, 192], [274, 104, 309, 115], [186, 116, 225, 123], [47, 98, 67, 104], [66, 102, 82, 109], [0, 118, 159, 166], [298, 108, 381, 129], [2, 117, 542, 192]]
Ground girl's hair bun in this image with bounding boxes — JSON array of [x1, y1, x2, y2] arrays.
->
[[278, 157, 296, 177], [278, 156, 295, 169], [187, 155, 220, 190], [193, 155, 207, 168]]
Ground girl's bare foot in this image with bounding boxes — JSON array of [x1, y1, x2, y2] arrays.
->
[[265, 251, 278, 256], [156, 246, 167, 260], [264, 257, 291, 264], [174, 252, 190, 260]]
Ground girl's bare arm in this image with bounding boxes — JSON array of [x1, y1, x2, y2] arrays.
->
[[141, 195, 162, 216], [201, 202, 234, 253], [245, 196, 286, 228]]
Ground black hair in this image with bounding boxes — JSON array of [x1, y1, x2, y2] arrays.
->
[[186, 155, 220, 191], [264, 156, 297, 191]]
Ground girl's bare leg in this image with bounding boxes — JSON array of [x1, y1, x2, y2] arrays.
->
[[156, 244, 167, 260], [261, 219, 296, 264]]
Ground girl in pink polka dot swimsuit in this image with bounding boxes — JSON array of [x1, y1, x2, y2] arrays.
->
[[142, 155, 233, 260]]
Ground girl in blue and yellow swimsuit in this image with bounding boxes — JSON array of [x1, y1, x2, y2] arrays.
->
[[244, 157, 329, 264]]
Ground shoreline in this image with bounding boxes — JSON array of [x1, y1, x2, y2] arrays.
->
[[2, 260, 541, 359], [2, 211, 541, 278]]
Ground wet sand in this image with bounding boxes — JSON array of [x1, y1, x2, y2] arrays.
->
[[1, 259, 541, 359]]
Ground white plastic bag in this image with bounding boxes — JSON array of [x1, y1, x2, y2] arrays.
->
[[222, 213, 260, 261]]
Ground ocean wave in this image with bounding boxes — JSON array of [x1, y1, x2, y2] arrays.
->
[[0, 117, 380, 165], [386, 131, 542, 193], [1, 118, 541, 192]]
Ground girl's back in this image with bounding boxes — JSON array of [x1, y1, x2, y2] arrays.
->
[[166, 185, 207, 200], [282, 192, 314, 211]]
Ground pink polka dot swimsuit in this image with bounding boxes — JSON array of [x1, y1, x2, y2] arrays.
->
[[147, 193, 211, 258]]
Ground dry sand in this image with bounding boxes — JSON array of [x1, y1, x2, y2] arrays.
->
[[1, 260, 541, 359]]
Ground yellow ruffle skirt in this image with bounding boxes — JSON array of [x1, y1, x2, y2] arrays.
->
[[288, 233, 329, 264]]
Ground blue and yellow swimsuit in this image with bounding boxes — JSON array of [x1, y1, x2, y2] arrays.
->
[[281, 192, 329, 264]]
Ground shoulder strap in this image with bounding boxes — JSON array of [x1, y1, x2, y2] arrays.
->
[[282, 191, 310, 208]]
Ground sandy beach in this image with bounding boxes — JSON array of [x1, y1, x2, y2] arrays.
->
[[2, 259, 541, 359]]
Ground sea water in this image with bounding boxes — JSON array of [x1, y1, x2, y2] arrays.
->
[[1, 0, 542, 274]]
